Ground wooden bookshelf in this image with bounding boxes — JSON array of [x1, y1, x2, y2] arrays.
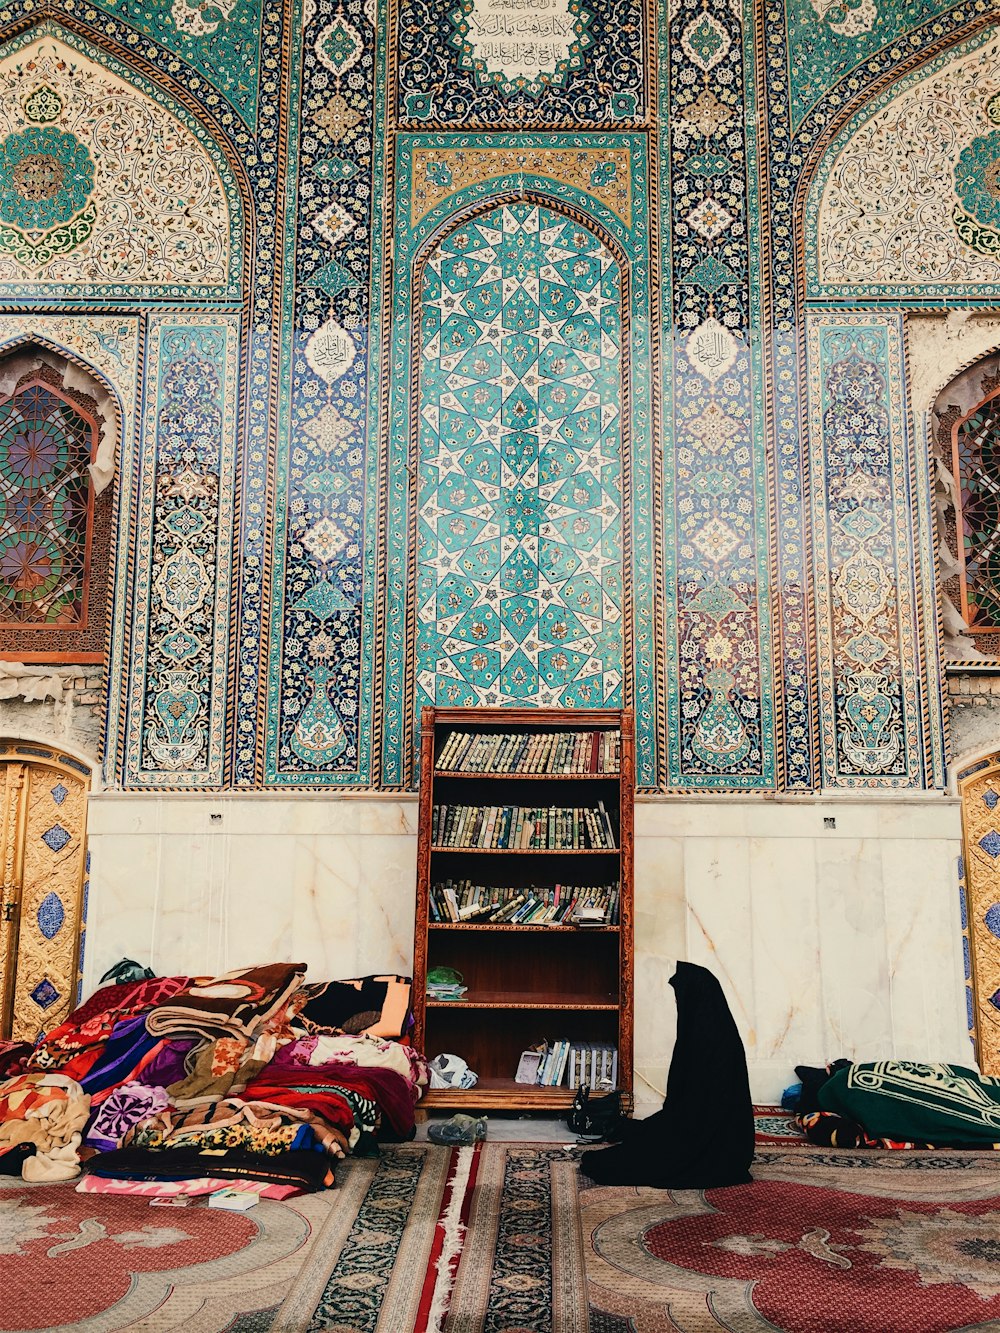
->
[[413, 706, 634, 1113]]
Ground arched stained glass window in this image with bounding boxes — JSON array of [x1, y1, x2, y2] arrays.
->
[[952, 385, 1000, 642], [0, 354, 112, 663]]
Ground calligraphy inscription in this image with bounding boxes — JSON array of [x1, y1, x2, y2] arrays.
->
[[450, 0, 592, 94]]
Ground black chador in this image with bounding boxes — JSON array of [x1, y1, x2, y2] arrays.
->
[[579, 961, 754, 1188]]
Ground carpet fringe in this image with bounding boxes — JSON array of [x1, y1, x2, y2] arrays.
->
[[426, 1145, 473, 1333]]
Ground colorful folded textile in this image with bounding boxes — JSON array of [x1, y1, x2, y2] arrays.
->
[[122, 1096, 348, 1158], [248, 1060, 417, 1138], [85, 1144, 334, 1190], [242, 1065, 377, 1146], [0, 1041, 31, 1080], [79, 1014, 161, 1097], [814, 1061, 1000, 1149], [166, 1033, 277, 1104], [0, 1071, 90, 1181], [86, 1081, 170, 1151], [76, 1173, 301, 1199], [28, 976, 191, 1079], [298, 974, 412, 1039], [296, 1032, 427, 1087], [145, 963, 306, 1041]]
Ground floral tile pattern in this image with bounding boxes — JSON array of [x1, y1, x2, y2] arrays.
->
[[414, 201, 624, 711], [0, 0, 979, 797]]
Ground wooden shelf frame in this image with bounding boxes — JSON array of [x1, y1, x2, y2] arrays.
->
[[413, 706, 634, 1114]]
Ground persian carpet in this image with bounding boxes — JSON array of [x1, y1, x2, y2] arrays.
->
[[0, 1145, 453, 1333], [583, 1146, 1000, 1333], [753, 1105, 807, 1145]]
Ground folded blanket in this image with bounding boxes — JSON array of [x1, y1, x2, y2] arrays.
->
[[122, 1095, 350, 1157], [84, 1143, 334, 1190], [293, 1032, 427, 1087], [298, 974, 412, 1039], [79, 1014, 161, 1097], [0, 1072, 90, 1181], [145, 963, 306, 1041], [817, 1061, 1000, 1148], [76, 1174, 301, 1199], [243, 1064, 383, 1146], [28, 976, 191, 1079], [249, 1060, 417, 1138], [166, 1033, 277, 1104], [86, 1081, 170, 1151]]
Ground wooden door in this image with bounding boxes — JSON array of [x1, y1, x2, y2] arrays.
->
[[0, 744, 89, 1041]]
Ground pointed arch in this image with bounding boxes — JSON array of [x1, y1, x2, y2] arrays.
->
[[0, 340, 118, 661], [0, 18, 245, 300], [409, 194, 628, 726]]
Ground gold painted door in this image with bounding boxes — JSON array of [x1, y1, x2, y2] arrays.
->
[[0, 745, 89, 1042], [958, 753, 1000, 1077]]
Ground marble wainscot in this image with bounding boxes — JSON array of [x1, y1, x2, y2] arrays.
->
[[85, 793, 971, 1110]]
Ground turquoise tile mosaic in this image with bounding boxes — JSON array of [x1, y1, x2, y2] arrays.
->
[[0, 0, 987, 792]]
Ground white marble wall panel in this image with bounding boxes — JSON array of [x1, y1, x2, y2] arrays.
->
[[83, 794, 972, 1104]]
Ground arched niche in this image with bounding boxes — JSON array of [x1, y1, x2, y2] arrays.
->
[[0, 22, 242, 300], [0, 341, 118, 663], [412, 197, 626, 714]]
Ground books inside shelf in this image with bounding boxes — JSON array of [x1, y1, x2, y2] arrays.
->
[[429, 879, 620, 925], [432, 802, 617, 850], [436, 729, 620, 775], [518, 1041, 618, 1089]]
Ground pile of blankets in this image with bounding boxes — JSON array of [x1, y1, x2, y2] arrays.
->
[[0, 964, 427, 1193], [792, 1059, 1000, 1150]]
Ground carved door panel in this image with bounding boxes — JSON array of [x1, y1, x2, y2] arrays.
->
[[0, 746, 89, 1042], [958, 755, 1000, 1077]]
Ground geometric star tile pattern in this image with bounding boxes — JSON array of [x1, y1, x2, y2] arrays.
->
[[416, 202, 623, 709]]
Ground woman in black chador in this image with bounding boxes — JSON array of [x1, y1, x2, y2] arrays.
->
[[579, 961, 754, 1188]]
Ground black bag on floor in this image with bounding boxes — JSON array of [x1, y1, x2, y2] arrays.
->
[[567, 1085, 622, 1139]]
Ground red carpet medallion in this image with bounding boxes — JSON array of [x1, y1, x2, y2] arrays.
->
[[583, 1147, 1000, 1333]]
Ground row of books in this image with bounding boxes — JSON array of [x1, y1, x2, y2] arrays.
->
[[436, 729, 620, 775], [433, 802, 617, 850], [515, 1041, 619, 1089], [430, 879, 620, 925]]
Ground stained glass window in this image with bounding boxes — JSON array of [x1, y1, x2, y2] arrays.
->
[[0, 371, 99, 638], [952, 386, 1000, 640]]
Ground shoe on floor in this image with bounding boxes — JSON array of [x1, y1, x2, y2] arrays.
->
[[427, 1114, 488, 1145]]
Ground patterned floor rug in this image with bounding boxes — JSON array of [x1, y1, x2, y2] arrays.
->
[[753, 1105, 807, 1145], [0, 1147, 453, 1333], [583, 1146, 1000, 1333]]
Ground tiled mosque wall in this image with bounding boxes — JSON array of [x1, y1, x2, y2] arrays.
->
[[1, 0, 996, 793], [1, 0, 998, 1076]]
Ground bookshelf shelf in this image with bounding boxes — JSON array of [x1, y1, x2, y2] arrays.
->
[[426, 991, 619, 1010], [413, 706, 634, 1113], [430, 846, 618, 856], [435, 771, 620, 781], [428, 923, 620, 933]]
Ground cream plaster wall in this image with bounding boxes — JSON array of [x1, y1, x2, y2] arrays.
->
[[83, 794, 972, 1111]]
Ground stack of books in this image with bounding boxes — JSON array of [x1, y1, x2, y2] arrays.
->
[[567, 1043, 618, 1090], [436, 729, 621, 774], [433, 802, 617, 850], [515, 1041, 619, 1088], [425, 977, 467, 1001], [430, 879, 620, 925]]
